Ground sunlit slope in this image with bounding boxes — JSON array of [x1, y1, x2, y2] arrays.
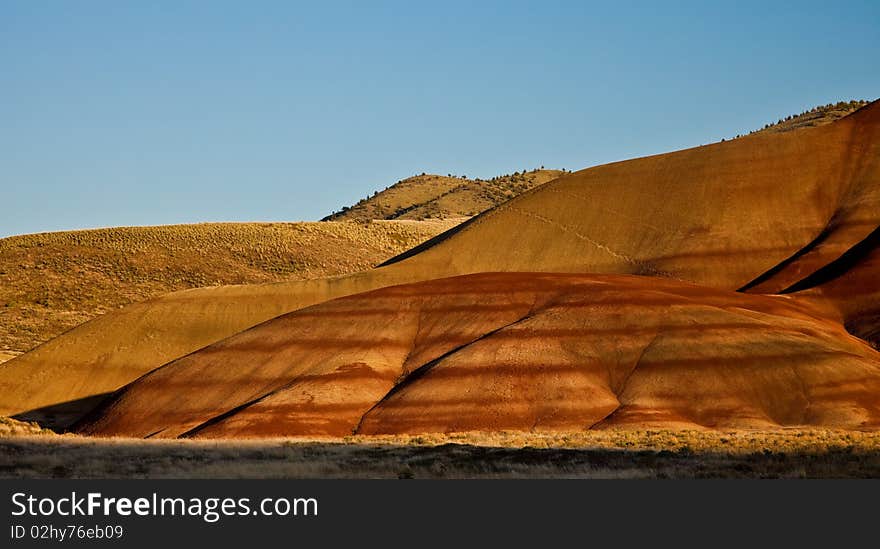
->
[[2, 100, 878, 423], [77, 273, 880, 438], [389, 101, 879, 289]]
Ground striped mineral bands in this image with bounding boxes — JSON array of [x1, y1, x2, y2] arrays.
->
[[76, 273, 880, 437]]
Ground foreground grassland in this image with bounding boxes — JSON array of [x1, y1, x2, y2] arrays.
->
[[0, 416, 51, 437], [0, 219, 458, 353], [2, 430, 880, 478]]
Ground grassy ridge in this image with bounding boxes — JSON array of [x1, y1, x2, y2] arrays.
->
[[0, 220, 456, 353]]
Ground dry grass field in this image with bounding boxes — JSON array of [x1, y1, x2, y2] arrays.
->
[[2, 429, 880, 478], [0, 219, 457, 353], [0, 416, 51, 437]]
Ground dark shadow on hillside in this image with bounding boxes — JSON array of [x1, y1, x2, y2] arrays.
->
[[783, 224, 880, 293], [378, 215, 483, 267], [12, 393, 114, 432]]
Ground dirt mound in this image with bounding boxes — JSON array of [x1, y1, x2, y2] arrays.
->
[[76, 273, 880, 438]]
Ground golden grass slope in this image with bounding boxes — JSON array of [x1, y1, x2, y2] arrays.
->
[[3, 100, 880, 426], [323, 169, 564, 221], [0, 219, 456, 354]]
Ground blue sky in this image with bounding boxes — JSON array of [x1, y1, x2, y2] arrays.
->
[[2, 1, 878, 237]]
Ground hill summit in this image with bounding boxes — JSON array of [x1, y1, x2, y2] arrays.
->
[[323, 169, 564, 222]]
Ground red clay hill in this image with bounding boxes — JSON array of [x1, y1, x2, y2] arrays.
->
[[77, 273, 880, 437]]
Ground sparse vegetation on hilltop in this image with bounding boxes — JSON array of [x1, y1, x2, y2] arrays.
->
[[728, 100, 871, 139], [323, 168, 565, 222]]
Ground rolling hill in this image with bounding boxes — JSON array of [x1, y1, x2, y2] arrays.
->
[[3, 99, 879, 435], [0, 220, 456, 354]]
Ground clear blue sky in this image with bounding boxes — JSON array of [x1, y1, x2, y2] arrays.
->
[[2, 1, 878, 237]]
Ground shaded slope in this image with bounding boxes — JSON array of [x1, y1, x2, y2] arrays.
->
[[4, 100, 880, 424], [77, 273, 880, 438], [792, 234, 880, 348]]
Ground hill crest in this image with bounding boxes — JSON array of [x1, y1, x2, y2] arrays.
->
[[323, 169, 565, 222]]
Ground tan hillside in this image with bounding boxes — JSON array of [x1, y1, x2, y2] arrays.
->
[[0, 219, 456, 354], [323, 169, 564, 222], [3, 100, 880, 433]]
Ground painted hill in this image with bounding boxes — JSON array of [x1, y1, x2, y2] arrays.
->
[[0, 220, 456, 354], [323, 169, 564, 222], [77, 273, 880, 438], [3, 99, 880, 432]]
